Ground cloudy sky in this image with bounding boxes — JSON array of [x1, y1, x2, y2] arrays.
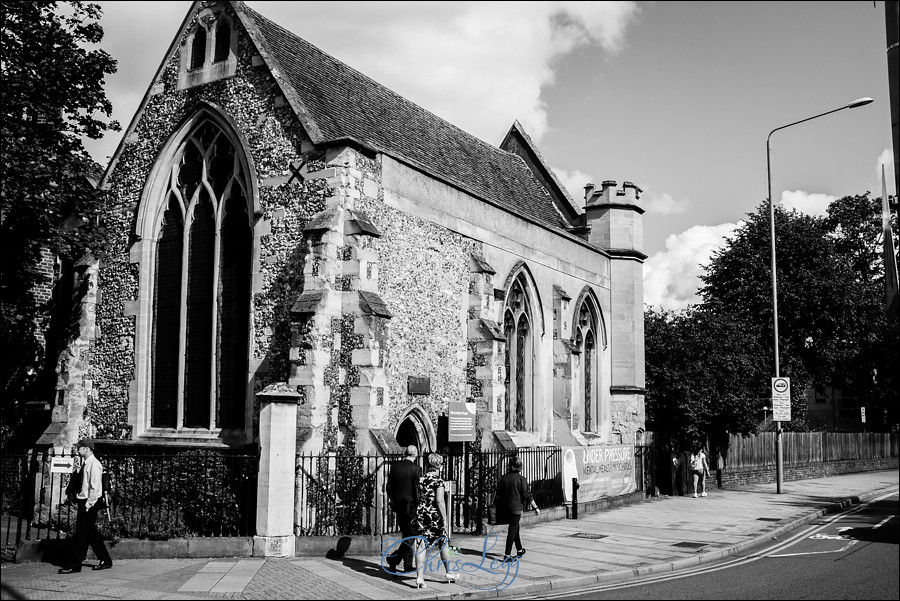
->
[[86, 1, 895, 310]]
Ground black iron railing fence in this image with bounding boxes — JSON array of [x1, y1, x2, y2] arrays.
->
[[295, 453, 391, 537], [1, 451, 28, 561], [1, 442, 654, 558], [294, 446, 574, 537], [442, 447, 564, 534], [1, 444, 258, 558]]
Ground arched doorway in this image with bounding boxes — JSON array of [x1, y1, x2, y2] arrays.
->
[[395, 406, 435, 453]]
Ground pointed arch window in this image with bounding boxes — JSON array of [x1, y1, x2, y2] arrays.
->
[[149, 119, 251, 431], [190, 26, 207, 70], [575, 298, 601, 433], [213, 19, 231, 63], [179, 8, 237, 90], [503, 276, 534, 432]]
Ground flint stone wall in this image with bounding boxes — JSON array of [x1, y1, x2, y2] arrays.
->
[[90, 12, 323, 440], [355, 154, 477, 436]]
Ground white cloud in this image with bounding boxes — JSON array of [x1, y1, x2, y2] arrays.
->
[[643, 191, 689, 215], [643, 223, 741, 311], [780, 190, 836, 217], [276, 2, 640, 145], [88, 2, 640, 163], [552, 168, 595, 203]]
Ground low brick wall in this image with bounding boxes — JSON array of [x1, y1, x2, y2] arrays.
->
[[716, 457, 898, 489]]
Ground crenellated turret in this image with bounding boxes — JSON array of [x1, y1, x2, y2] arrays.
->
[[583, 180, 644, 256], [582, 178, 645, 442]]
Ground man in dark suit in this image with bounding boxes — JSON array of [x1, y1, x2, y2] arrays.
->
[[386, 445, 422, 572]]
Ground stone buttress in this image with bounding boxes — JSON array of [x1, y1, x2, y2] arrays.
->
[[288, 148, 391, 455], [466, 252, 506, 448]]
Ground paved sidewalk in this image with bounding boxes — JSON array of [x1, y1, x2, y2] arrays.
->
[[2, 470, 897, 600]]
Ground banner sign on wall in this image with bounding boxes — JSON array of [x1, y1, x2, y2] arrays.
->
[[560, 444, 635, 503]]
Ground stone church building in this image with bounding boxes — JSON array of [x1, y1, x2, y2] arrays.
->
[[53, 0, 646, 457]]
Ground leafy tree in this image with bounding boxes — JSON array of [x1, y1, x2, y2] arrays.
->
[[0, 1, 119, 443], [700, 202, 857, 401], [822, 194, 898, 429], [645, 305, 772, 456], [646, 194, 897, 452]]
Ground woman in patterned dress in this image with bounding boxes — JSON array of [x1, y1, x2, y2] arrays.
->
[[413, 454, 459, 587]]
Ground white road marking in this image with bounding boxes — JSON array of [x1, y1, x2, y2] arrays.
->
[[871, 515, 894, 530], [768, 539, 859, 557], [808, 533, 848, 540], [527, 489, 898, 599]]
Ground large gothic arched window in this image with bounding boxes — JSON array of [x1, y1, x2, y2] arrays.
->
[[150, 119, 251, 431], [503, 276, 534, 432]]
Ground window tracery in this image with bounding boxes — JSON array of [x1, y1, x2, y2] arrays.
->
[[149, 119, 251, 431], [503, 276, 534, 432], [179, 8, 237, 90], [574, 297, 601, 433]]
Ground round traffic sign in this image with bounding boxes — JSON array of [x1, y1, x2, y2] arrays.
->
[[773, 378, 789, 394]]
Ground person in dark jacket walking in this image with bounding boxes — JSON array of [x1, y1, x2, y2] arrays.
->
[[386, 445, 422, 572], [494, 456, 540, 561]]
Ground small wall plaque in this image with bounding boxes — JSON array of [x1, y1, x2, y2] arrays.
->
[[408, 376, 431, 395]]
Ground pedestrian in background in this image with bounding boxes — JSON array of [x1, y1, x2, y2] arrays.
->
[[385, 445, 422, 573], [494, 456, 539, 562], [690, 443, 710, 498], [58, 439, 113, 574], [412, 453, 459, 587]]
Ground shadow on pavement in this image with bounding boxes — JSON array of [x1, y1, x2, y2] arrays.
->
[[841, 522, 899, 545], [1, 582, 27, 601], [333, 556, 426, 589], [322, 538, 422, 588]]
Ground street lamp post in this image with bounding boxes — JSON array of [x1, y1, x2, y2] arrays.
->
[[766, 97, 873, 494]]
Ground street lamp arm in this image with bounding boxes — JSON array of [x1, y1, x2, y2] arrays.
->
[[766, 98, 873, 144], [767, 106, 849, 144]]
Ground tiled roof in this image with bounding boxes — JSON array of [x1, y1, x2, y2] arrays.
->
[[242, 5, 570, 230]]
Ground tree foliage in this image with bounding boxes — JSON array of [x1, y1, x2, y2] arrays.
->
[[0, 1, 119, 441], [645, 305, 774, 454], [699, 202, 851, 412], [821, 194, 899, 427], [646, 196, 898, 451]]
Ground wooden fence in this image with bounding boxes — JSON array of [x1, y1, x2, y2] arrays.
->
[[725, 432, 899, 469]]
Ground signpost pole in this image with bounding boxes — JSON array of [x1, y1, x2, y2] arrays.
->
[[463, 440, 469, 530], [771, 377, 791, 494]]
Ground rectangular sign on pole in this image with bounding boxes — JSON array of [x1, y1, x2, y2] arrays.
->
[[771, 377, 791, 421], [861, 407, 866, 423], [448, 401, 476, 442]]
